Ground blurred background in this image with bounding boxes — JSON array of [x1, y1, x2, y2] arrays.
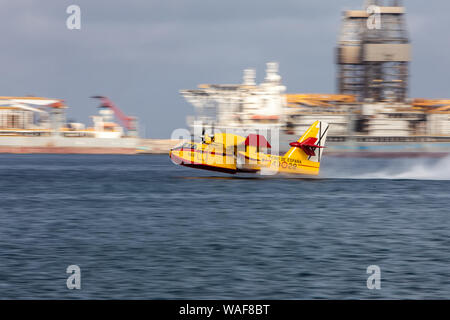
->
[[0, 0, 449, 138]]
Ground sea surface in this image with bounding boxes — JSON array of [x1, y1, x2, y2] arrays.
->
[[0, 154, 449, 299]]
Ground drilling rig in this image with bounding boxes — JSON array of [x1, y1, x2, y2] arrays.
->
[[336, 0, 411, 102]]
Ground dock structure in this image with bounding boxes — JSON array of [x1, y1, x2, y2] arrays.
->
[[336, 0, 410, 102]]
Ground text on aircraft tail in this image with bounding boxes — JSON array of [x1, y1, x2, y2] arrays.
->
[[283, 120, 329, 163]]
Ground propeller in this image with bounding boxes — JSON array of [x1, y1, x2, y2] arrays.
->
[[199, 122, 215, 144], [211, 122, 215, 143], [201, 126, 206, 143]]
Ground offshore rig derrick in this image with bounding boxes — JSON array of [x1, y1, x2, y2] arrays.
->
[[337, 0, 410, 102]]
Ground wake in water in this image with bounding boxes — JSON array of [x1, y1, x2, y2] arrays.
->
[[323, 156, 450, 180]]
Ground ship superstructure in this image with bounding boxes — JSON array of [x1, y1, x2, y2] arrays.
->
[[181, 62, 286, 133]]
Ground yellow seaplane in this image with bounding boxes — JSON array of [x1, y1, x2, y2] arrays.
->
[[169, 121, 329, 176]]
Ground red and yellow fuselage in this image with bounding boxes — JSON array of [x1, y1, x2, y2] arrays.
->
[[169, 121, 329, 176]]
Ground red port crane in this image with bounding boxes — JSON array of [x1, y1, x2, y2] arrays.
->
[[91, 96, 136, 131]]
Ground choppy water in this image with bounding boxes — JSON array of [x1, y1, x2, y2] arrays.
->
[[0, 154, 449, 299]]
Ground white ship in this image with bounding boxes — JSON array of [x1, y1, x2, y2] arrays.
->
[[181, 62, 450, 157], [0, 96, 139, 154]]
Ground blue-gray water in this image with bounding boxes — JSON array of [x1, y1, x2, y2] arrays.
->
[[0, 154, 449, 299]]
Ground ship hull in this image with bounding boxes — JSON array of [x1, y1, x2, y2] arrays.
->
[[0, 136, 138, 154], [281, 135, 450, 158], [196, 126, 450, 158], [323, 142, 450, 158], [0, 146, 136, 154], [324, 150, 449, 158]]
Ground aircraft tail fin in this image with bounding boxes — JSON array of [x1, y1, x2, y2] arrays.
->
[[283, 121, 329, 163]]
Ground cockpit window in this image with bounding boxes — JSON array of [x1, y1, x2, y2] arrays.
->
[[182, 143, 196, 150], [172, 142, 196, 151]]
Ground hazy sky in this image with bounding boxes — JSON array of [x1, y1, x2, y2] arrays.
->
[[1, 1, 449, 137]]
